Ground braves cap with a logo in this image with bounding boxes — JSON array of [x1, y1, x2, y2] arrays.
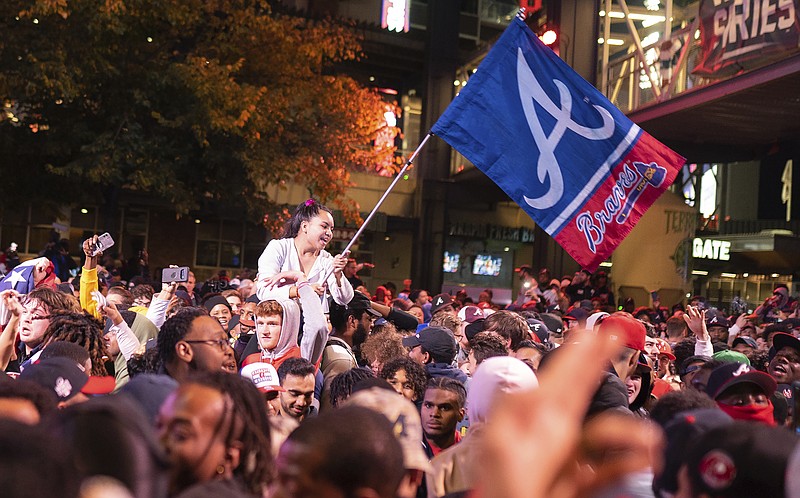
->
[[525, 318, 547, 343], [685, 422, 794, 498], [18, 357, 115, 402], [430, 293, 454, 315], [241, 362, 285, 393], [457, 305, 484, 324], [705, 313, 730, 329], [704, 362, 776, 400]]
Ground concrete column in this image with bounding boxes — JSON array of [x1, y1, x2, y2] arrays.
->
[[412, 0, 461, 293]]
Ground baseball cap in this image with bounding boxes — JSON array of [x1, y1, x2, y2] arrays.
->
[[731, 336, 757, 349], [685, 422, 794, 498], [771, 332, 800, 359], [679, 355, 712, 377], [655, 409, 733, 495], [585, 311, 610, 331], [545, 303, 563, 314], [539, 313, 564, 336], [402, 326, 457, 364], [563, 306, 589, 323], [467, 357, 538, 424], [464, 319, 486, 342], [525, 318, 548, 343], [705, 313, 730, 329], [704, 362, 776, 400], [458, 305, 485, 324], [598, 313, 646, 351], [655, 338, 676, 360], [346, 387, 432, 472], [430, 293, 454, 315], [241, 362, 285, 393], [19, 357, 114, 402], [712, 350, 750, 365], [347, 291, 381, 317]]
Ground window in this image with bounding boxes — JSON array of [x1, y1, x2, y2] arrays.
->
[[195, 219, 269, 270]]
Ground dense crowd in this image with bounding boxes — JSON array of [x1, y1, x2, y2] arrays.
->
[[1, 199, 799, 498]]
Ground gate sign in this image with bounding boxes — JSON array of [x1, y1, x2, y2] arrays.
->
[[693, 0, 799, 77], [693, 238, 731, 260]]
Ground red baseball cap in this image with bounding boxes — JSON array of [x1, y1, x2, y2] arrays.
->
[[598, 313, 646, 351]]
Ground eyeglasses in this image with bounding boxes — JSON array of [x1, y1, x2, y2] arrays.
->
[[184, 338, 230, 351]]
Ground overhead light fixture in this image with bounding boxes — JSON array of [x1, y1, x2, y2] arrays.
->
[[691, 270, 709, 276], [720, 273, 737, 278], [599, 262, 613, 267]]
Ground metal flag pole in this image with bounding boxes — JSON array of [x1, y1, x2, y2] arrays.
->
[[319, 131, 434, 287]]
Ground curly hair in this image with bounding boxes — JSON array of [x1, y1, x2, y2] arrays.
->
[[188, 371, 272, 494], [360, 329, 406, 369], [379, 357, 429, 402], [157, 308, 207, 368], [429, 312, 462, 335], [127, 347, 161, 379], [42, 312, 108, 376], [329, 367, 375, 407]]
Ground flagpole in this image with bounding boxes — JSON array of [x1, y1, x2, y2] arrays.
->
[[321, 131, 434, 287]]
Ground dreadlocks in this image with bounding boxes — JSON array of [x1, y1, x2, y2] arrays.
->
[[329, 367, 375, 407], [43, 311, 108, 376], [189, 371, 273, 494]]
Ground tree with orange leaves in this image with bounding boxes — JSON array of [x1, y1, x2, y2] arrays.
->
[[0, 0, 399, 228]]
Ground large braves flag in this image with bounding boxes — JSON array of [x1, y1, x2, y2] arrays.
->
[[432, 17, 685, 271]]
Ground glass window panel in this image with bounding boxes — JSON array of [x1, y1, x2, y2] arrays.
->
[[196, 241, 219, 267], [220, 242, 243, 268], [197, 221, 220, 240]]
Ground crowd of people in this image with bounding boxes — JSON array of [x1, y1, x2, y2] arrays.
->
[[1, 198, 800, 498]]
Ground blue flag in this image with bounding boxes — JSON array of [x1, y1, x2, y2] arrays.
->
[[432, 17, 684, 271]]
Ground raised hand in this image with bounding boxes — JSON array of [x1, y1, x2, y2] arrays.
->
[[683, 305, 709, 341]]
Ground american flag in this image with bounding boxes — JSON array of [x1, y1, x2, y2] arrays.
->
[[0, 260, 37, 294]]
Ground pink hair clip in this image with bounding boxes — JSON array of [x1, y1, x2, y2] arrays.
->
[[304, 199, 315, 207]]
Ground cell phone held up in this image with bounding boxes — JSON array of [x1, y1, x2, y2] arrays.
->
[[90, 233, 115, 257], [162, 266, 190, 284]]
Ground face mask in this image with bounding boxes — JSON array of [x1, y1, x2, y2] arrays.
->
[[717, 401, 776, 426]]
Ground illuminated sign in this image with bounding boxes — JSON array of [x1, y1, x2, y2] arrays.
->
[[381, 0, 410, 33], [693, 238, 731, 261]]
